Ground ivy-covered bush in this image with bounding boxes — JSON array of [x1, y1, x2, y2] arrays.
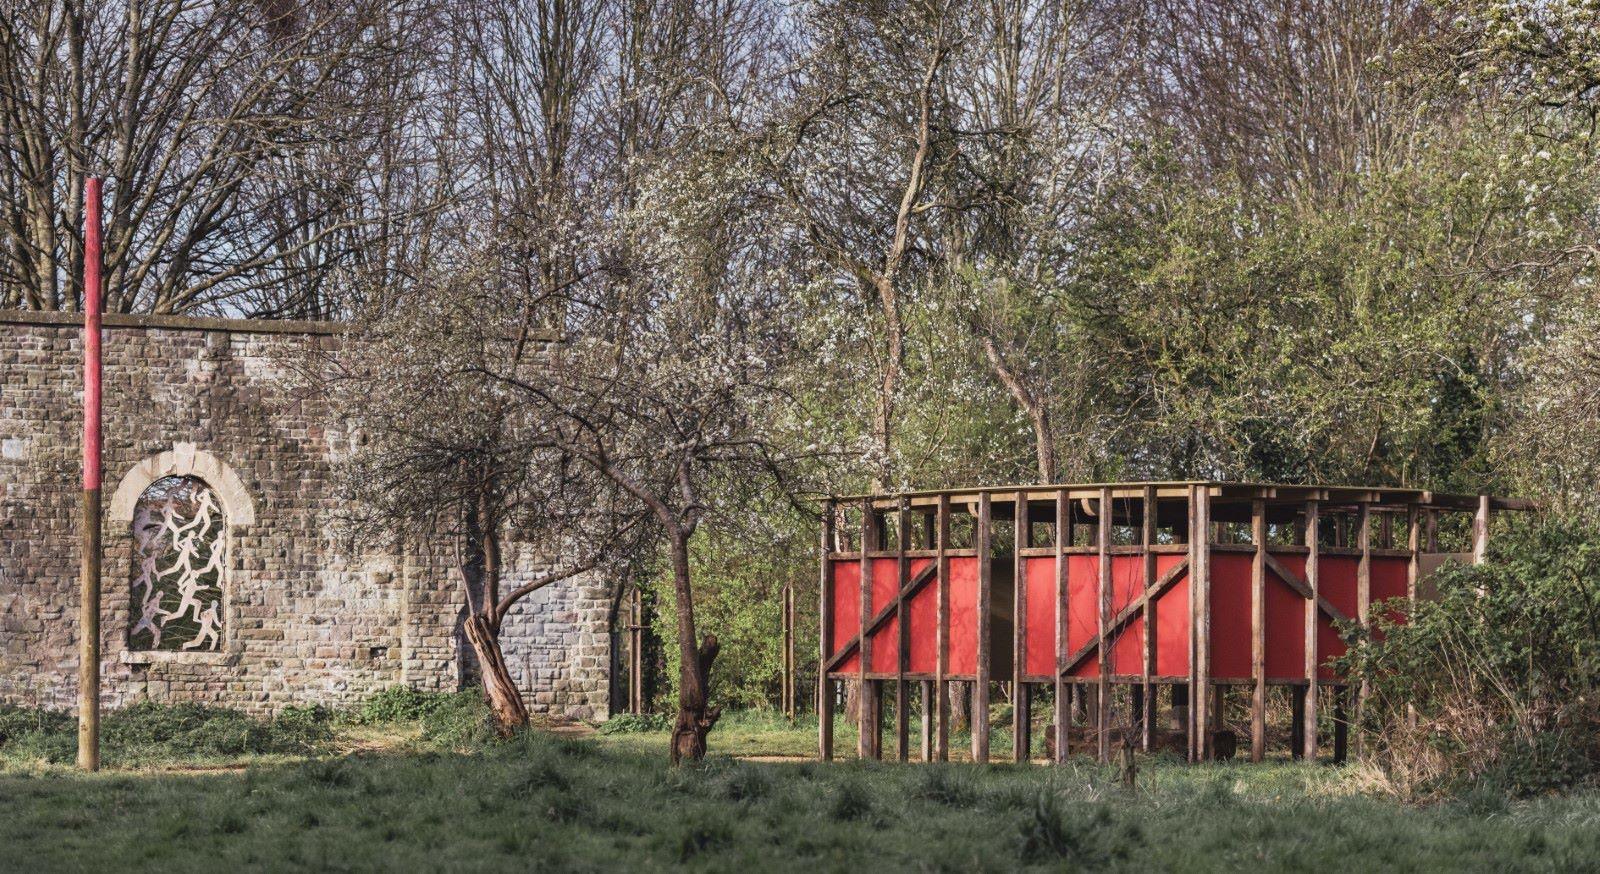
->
[[1341, 517, 1600, 800]]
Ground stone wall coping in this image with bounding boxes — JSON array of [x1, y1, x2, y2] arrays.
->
[[0, 308, 347, 335], [119, 649, 239, 667]]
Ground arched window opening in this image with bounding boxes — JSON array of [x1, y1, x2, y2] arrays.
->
[[129, 475, 226, 652]]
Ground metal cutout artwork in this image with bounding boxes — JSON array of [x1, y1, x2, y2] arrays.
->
[[129, 476, 225, 651]]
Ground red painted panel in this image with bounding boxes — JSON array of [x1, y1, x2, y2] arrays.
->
[[1318, 556, 1360, 680], [1106, 556, 1136, 675], [1372, 556, 1409, 620], [1209, 553, 1252, 680], [1024, 557, 1056, 677], [907, 563, 939, 673], [1154, 564, 1189, 677], [1066, 555, 1098, 678], [869, 558, 930, 673], [948, 556, 979, 676], [1266, 552, 1308, 680], [829, 559, 860, 665]]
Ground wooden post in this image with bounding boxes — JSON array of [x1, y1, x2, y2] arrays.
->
[[1290, 685, 1306, 760], [1354, 503, 1370, 758], [78, 176, 104, 773], [1141, 486, 1156, 751], [1302, 500, 1320, 762], [630, 586, 645, 714], [1053, 489, 1069, 763], [1013, 491, 1030, 763], [974, 492, 992, 763], [782, 583, 794, 719], [1250, 498, 1266, 763], [858, 500, 875, 760], [920, 679, 933, 761], [1406, 504, 1420, 729], [1472, 495, 1490, 565], [1406, 505, 1420, 602], [935, 494, 951, 761], [1197, 486, 1212, 760], [1096, 487, 1112, 763], [1186, 486, 1199, 762], [1333, 686, 1349, 764], [895, 498, 911, 761], [819, 501, 836, 761]]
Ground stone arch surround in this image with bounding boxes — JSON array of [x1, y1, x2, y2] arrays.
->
[[108, 442, 256, 528]]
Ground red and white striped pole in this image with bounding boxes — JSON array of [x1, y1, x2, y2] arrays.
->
[[78, 177, 103, 771]]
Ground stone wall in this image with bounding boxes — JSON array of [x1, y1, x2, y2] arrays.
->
[[0, 311, 612, 719]]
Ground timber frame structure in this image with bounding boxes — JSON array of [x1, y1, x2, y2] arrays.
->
[[817, 482, 1531, 765]]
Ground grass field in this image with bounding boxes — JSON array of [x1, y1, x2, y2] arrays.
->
[[4, 708, 1600, 872]]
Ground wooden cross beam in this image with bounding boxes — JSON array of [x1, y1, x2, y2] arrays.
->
[[824, 561, 938, 673], [1059, 558, 1189, 677], [1262, 553, 1351, 626]]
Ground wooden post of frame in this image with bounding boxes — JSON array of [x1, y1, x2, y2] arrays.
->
[[936, 494, 951, 761], [1013, 490, 1030, 763], [1354, 503, 1371, 759], [819, 500, 836, 761], [920, 679, 933, 761], [1406, 504, 1421, 730], [858, 499, 876, 760], [1141, 486, 1157, 751], [896, 498, 911, 761], [1053, 489, 1069, 763], [1194, 485, 1212, 760], [1187, 485, 1199, 762], [974, 492, 992, 764], [1407, 505, 1420, 601], [1290, 685, 1306, 760], [1096, 487, 1112, 764], [782, 583, 794, 719], [1302, 500, 1320, 762], [1472, 495, 1490, 565], [1333, 685, 1349, 764], [1250, 498, 1267, 763], [629, 586, 644, 714]]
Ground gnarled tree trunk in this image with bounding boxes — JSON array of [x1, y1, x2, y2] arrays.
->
[[463, 613, 530, 735], [666, 528, 721, 763], [671, 634, 721, 764]]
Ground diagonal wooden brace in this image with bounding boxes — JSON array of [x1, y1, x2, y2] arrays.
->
[[825, 561, 937, 673], [1060, 558, 1189, 677], [1262, 553, 1351, 626]]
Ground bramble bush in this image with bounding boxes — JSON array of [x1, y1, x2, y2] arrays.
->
[[1341, 517, 1600, 800]]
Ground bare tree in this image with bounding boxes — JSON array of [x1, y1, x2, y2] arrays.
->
[[1130, 0, 1443, 199], [761, 0, 967, 491], [942, 0, 1138, 481], [0, 0, 435, 315], [330, 255, 647, 734]]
